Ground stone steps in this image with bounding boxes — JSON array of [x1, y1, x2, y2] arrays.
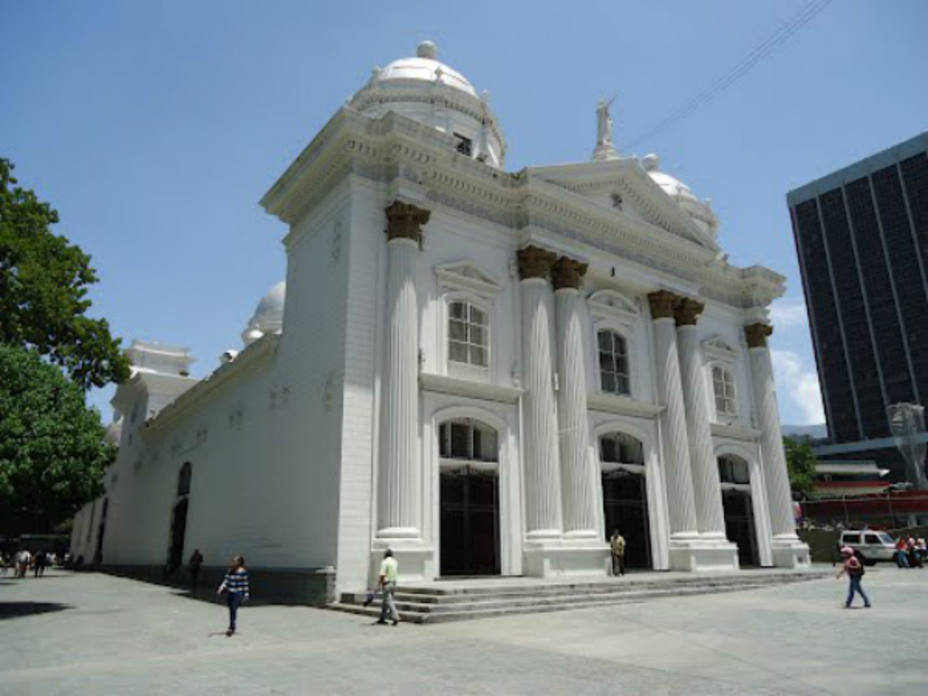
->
[[330, 570, 829, 624]]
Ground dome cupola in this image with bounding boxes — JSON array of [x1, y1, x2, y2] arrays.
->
[[242, 281, 285, 346], [348, 41, 506, 168], [641, 154, 718, 238]]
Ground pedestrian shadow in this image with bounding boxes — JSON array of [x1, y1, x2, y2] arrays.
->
[[0, 602, 72, 620]]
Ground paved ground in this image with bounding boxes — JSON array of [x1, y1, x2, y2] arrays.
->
[[0, 566, 923, 695]]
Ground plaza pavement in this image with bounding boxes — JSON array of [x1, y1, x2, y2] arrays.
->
[[0, 566, 923, 695]]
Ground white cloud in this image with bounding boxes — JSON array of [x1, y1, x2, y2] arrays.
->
[[769, 298, 808, 328], [771, 349, 825, 425]]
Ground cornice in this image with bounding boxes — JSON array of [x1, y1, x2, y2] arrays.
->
[[710, 422, 762, 442], [419, 372, 521, 404], [260, 108, 785, 310], [587, 392, 664, 418]]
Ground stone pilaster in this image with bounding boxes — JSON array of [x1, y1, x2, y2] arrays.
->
[[517, 246, 563, 542], [745, 323, 810, 568], [647, 291, 699, 542], [552, 257, 599, 540], [376, 202, 429, 543], [674, 299, 727, 539]]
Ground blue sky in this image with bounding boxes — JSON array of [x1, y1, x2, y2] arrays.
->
[[3, 0, 926, 426]]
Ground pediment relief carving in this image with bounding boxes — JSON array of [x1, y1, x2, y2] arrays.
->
[[588, 288, 640, 322], [435, 261, 502, 295], [702, 335, 739, 361]]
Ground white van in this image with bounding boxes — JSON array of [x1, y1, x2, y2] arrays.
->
[[838, 530, 897, 565]]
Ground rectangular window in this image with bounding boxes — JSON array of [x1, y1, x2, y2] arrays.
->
[[454, 133, 472, 156], [448, 300, 489, 368]]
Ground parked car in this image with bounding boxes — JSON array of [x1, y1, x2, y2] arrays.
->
[[837, 530, 897, 565]]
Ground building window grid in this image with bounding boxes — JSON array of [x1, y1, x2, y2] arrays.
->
[[439, 419, 498, 462], [448, 300, 489, 368], [597, 329, 630, 396], [599, 432, 644, 465], [712, 365, 738, 419]]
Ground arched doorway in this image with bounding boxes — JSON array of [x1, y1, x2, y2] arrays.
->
[[718, 455, 759, 567], [167, 462, 192, 574], [438, 419, 500, 576], [600, 432, 650, 569]]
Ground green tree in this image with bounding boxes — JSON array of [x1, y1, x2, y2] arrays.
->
[[784, 436, 818, 497], [0, 158, 129, 389], [0, 344, 115, 534]]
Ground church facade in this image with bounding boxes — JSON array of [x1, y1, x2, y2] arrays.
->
[[71, 42, 809, 600]]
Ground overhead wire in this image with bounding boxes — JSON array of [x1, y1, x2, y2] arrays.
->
[[625, 0, 833, 150]]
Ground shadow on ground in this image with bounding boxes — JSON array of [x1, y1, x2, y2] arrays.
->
[[0, 602, 73, 620]]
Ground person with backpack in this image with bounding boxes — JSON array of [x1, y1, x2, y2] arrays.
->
[[216, 555, 250, 636], [836, 546, 870, 609]]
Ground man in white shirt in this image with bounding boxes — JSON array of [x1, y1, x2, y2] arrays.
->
[[376, 549, 399, 626]]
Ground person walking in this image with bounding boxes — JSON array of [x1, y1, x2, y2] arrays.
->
[[33, 550, 47, 578], [376, 549, 399, 626], [216, 556, 249, 637], [188, 549, 204, 590], [836, 546, 870, 609], [609, 529, 626, 577]]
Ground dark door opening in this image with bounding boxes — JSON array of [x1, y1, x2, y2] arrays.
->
[[723, 490, 759, 567], [94, 498, 109, 566], [440, 469, 500, 576], [167, 498, 189, 574], [602, 470, 650, 569]]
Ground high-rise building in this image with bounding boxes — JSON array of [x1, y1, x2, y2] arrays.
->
[[787, 132, 928, 482]]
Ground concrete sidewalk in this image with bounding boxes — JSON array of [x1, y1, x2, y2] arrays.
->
[[0, 566, 923, 695]]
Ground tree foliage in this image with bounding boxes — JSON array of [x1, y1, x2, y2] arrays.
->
[[0, 158, 129, 389], [0, 344, 115, 534], [784, 436, 818, 496]]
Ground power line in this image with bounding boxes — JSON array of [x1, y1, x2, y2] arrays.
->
[[626, 0, 833, 150]]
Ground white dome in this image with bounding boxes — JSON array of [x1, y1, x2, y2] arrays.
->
[[641, 154, 718, 237], [242, 281, 285, 346], [348, 41, 506, 168]]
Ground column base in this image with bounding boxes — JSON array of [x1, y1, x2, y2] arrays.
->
[[770, 536, 811, 569], [523, 540, 610, 577], [370, 538, 433, 586], [668, 535, 739, 571]]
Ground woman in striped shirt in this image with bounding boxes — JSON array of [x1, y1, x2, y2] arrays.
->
[[217, 555, 249, 636]]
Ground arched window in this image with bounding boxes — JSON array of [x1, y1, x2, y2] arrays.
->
[[718, 454, 750, 485], [711, 365, 737, 419], [599, 432, 644, 466], [177, 462, 192, 497], [597, 330, 630, 395], [448, 300, 489, 368], [439, 419, 498, 462]]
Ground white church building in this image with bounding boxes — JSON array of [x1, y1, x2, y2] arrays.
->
[[71, 41, 809, 601]]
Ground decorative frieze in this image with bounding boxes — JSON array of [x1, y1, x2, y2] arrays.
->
[[384, 200, 430, 243], [516, 245, 558, 280], [745, 322, 773, 348], [551, 256, 588, 290], [647, 290, 680, 320]]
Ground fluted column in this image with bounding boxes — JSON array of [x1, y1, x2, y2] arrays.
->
[[518, 246, 563, 539], [746, 323, 797, 538], [648, 291, 698, 537], [376, 201, 429, 539], [552, 257, 598, 539], [675, 299, 726, 537]]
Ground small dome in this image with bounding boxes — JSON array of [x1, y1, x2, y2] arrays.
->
[[242, 281, 285, 346], [372, 41, 478, 98], [641, 154, 718, 237], [348, 41, 506, 168]]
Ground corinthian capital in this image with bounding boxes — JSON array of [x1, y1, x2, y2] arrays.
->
[[384, 201, 430, 243], [674, 298, 705, 327], [516, 245, 558, 280], [647, 290, 680, 320], [745, 322, 773, 348], [551, 256, 588, 290]]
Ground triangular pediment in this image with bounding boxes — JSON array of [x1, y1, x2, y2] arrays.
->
[[435, 261, 502, 295], [702, 335, 739, 360], [587, 289, 640, 321], [525, 159, 718, 252]]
